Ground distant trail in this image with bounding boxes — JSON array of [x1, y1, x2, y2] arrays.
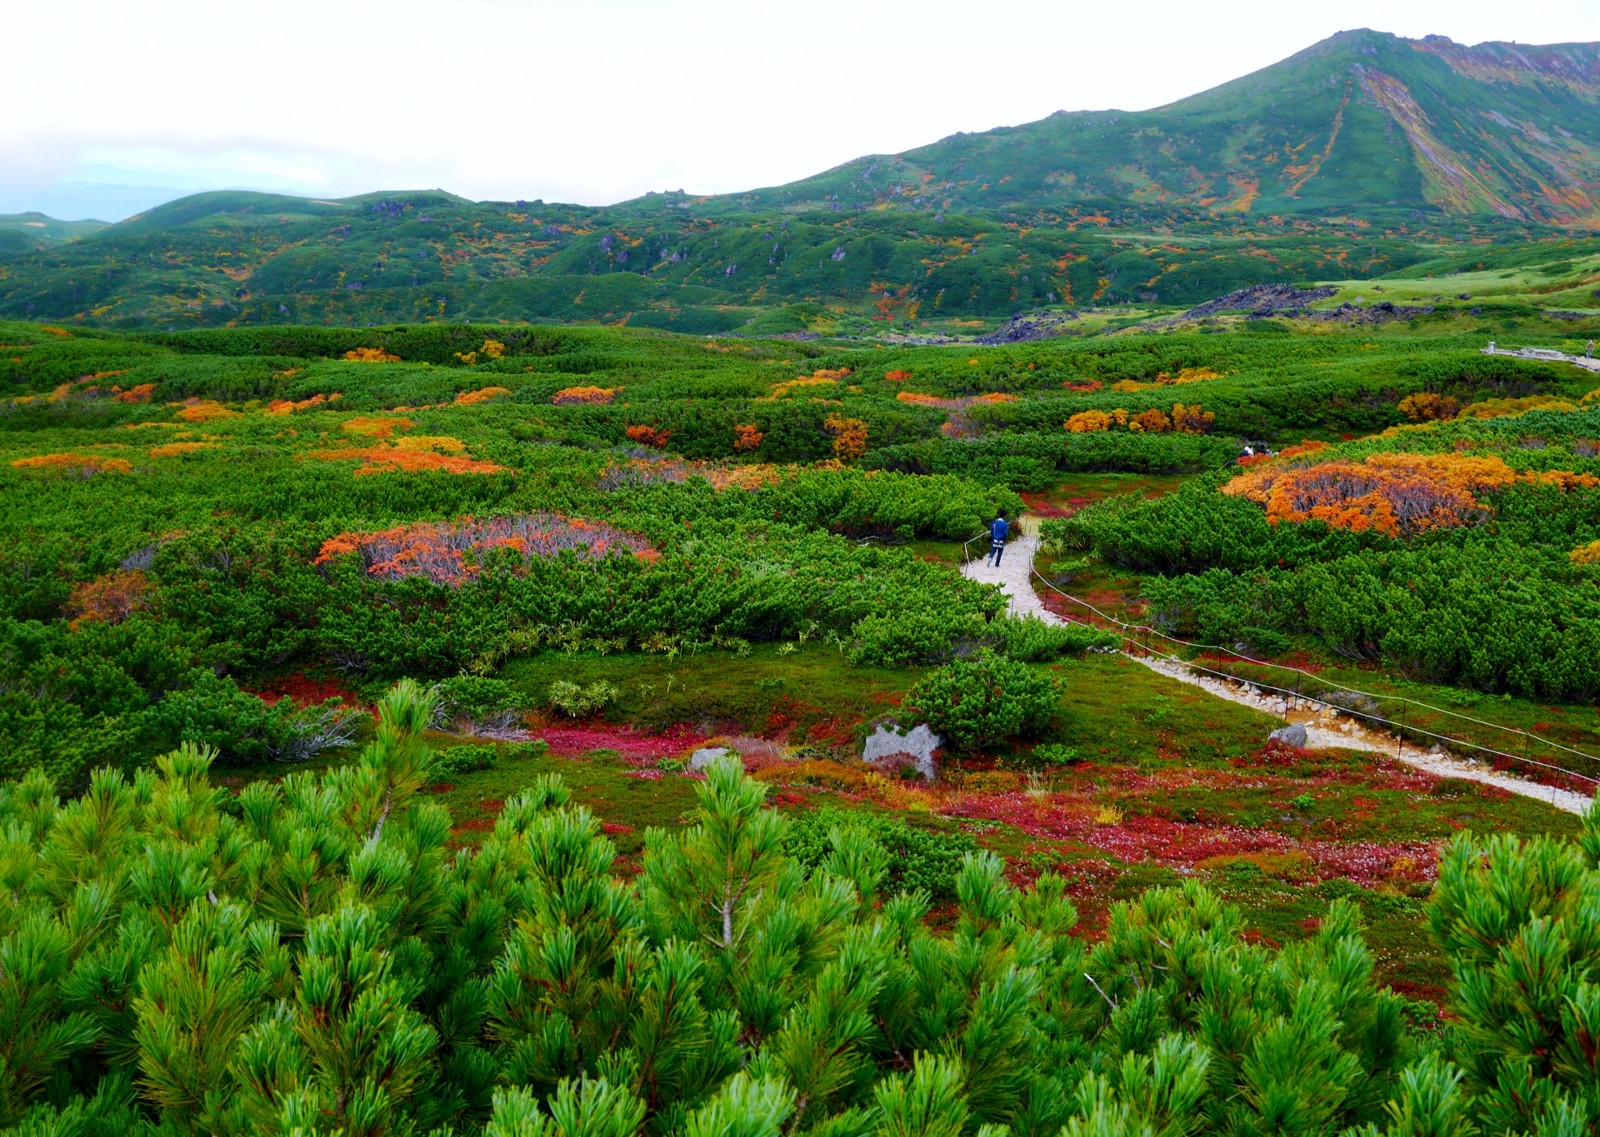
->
[[962, 519, 1591, 816], [1482, 344, 1600, 375]]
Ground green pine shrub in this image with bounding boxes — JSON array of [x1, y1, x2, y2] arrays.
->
[[904, 649, 1062, 751]]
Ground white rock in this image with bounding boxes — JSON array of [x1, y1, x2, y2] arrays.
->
[[862, 723, 943, 780], [689, 747, 731, 771]]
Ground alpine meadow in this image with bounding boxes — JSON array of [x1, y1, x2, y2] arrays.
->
[[7, 22, 1600, 1137]]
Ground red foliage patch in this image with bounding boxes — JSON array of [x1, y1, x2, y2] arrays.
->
[[536, 722, 712, 762], [601, 821, 635, 834], [944, 788, 1440, 887], [245, 672, 363, 709], [1018, 492, 1080, 519]]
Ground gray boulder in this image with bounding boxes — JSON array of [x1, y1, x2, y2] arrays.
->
[[1267, 724, 1308, 748], [689, 746, 731, 771], [863, 723, 942, 780]]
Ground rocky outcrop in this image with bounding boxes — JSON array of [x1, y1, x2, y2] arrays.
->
[[1181, 284, 1338, 319], [862, 722, 942, 780], [976, 309, 1084, 345]]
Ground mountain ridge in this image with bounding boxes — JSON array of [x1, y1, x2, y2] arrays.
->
[[3, 29, 1599, 330]]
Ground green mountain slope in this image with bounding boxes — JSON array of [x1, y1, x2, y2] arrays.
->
[[741, 30, 1600, 225], [0, 212, 108, 253], [1, 30, 1596, 331]]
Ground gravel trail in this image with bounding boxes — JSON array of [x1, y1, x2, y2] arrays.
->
[[962, 523, 1592, 816]]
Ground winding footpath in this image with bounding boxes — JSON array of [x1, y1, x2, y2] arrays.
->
[[963, 522, 1593, 816]]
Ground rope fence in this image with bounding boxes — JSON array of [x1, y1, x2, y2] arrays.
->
[[1025, 567, 1600, 791]]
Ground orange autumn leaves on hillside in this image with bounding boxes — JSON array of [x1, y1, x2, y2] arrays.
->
[[453, 386, 512, 406], [823, 414, 868, 461], [304, 439, 503, 477], [316, 513, 656, 585], [174, 400, 237, 423], [1223, 452, 1600, 538], [303, 417, 504, 476], [761, 368, 852, 402], [1066, 404, 1215, 434], [344, 347, 401, 363], [552, 386, 618, 405], [12, 452, 133, 475], [625, 424, 673, 448], [266, 393, 342, 415], [64, 570, 153, 629]]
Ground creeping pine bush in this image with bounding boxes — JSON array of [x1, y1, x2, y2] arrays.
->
[[433, 675, 524, 726], [5, 677, 1600, 1135], [905, 649, 1061, 751], [990, 614, 1116, 661], [547, 679, 620, 718], [430, 739, 548, 779], [781, 806, 977, 901]]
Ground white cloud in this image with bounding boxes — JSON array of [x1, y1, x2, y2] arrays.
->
[[4, 0, 1598, 218]]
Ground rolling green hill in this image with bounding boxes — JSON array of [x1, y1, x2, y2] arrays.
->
[[2, 30, 1597, 331], [0, 212, 108, 254]]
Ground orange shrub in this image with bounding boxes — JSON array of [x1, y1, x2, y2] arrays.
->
[[897, 391, 961, 409], [1398, 392, 1461, 422], [823, 414, 868, 461], [344, 347, 401, 362], [1155, 367, 1222, 385], [65, 570, 153, 629], [732, 423, 764, 451], [1063, 380, 1103, 392], [148, 442, 219, 458], [113, 383, 157, 404], [1171, 404, 1215, 434], [264, 393, 341, 415], [1130, 408, 1172, 433], [12, 452, 132, 475], [174, 400, 237, 423], [1066, 410, 1113, 433], [625, 424, 673, 448], [551, 386, 618, 405], [303, 444, 505, 477], [884, 369, 913, 382], [763, 376, 839, 401], [1571, 541, 1600, 566], [1223, 452, 1528, 538], [454, 386, 513, 406], [393, 435, 467, 454], [341, 416, 411, 439]]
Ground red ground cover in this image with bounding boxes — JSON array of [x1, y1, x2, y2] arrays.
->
[[243, 672, 364, 708], [535, 722, 713, 762]]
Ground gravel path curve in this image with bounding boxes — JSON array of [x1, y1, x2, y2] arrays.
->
[[963, 524, 1592, 816]]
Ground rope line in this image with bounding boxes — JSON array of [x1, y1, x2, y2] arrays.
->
[[1025, 566, 1600, 788]]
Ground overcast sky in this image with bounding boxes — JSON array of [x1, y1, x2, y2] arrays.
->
[[6, 0, 1600, 220]]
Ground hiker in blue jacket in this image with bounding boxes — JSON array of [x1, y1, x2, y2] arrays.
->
[[987, 512, 1009, 567]]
